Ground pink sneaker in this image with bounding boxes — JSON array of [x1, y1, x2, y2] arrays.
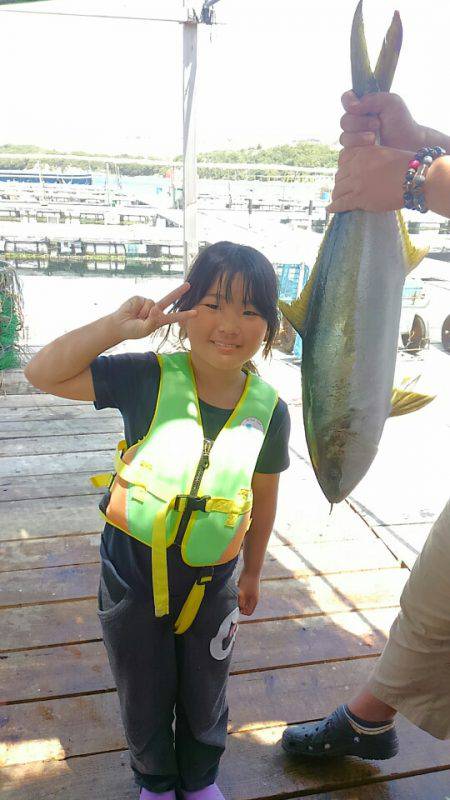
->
[[140, 790, 176, 800], [179, 784, 225, 800]]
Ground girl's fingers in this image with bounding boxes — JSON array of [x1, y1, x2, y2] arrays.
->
[[156, 282, 191, 312], [162, 309, 197, 325], [138, 299, 154, 320]]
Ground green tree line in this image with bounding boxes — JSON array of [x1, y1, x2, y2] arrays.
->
[[0, 141, 338, 179]]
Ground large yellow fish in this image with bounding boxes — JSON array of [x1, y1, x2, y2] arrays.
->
[[280, 1, 433, 504]]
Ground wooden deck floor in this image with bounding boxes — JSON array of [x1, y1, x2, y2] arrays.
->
[[1, 369, 448, 799]]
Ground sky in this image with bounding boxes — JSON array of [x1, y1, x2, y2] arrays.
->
[[0, 0, 448, 157]]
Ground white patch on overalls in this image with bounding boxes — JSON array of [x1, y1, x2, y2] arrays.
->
[[241, 417, 264, 433], [209, 607, 240, 661]]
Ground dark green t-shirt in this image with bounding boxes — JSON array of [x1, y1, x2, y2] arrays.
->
[[91, 351, 291, 599]]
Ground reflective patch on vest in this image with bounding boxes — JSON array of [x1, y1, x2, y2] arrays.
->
[[241, 417, 264, 434], [209, 607, 240, 661]]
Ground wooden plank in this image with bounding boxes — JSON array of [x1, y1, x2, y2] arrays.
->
[[0, 405, 117, 422], [220, 717, 450, 800], [252, 569, 407, 622], [0, 394, 90, 409], [0, 602, 395, 661], [0, 534, 100, 571], [348, 493, 440, 529], [372, 524, 432, 570], [0, 473, 104, 502], [303, 770, 450, 799], [233, 607, 396, 674], [1, 658, 379, 767], [273, 494, 375, 546], [264, 540, 398, 580], [1, 641, 110, 703], [0, 563, 407, 615], [1, 416, 122, 439], [0, 563, 99, 608], [0, 492, 375, 546], [1, 599, 100, 652], [0, 534, 396, 576], [2, 607, 397, 701], [0, 432, 119, 457], [2, 662, 450, 797], [3, 724, 450, 800], [0, 368, 41, 396], [0, 496, 102, 541], [0, 450, 115, 479]]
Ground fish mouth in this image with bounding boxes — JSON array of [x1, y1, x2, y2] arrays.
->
[[312, 421, 378, 504]]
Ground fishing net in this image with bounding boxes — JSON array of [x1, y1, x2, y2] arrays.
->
[[0, 261, 24, 373]]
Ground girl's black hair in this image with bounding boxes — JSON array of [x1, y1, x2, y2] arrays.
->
[[172, 241, 279, 357]]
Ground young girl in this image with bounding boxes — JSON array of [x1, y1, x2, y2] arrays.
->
[[25, 240, 291, 800]]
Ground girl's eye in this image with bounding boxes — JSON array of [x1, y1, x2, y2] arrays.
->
[[243, 309, 259, 317], [204, 303, 219, 310]]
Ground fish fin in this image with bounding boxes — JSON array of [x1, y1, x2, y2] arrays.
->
[[278, 259, 320, 335], [390, 376, 435, 417], [351, 0, 378, 97], [396, 211, 429, 274], [279, 295, 309, 337], [373, 10, 403, 92]]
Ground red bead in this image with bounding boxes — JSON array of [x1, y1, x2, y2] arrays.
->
[[408, 159, 420, 169]]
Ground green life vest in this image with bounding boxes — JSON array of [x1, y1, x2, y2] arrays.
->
[[92, 351, 278, 632]]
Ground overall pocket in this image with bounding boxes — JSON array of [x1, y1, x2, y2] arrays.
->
[[97, 557, 134, 623]]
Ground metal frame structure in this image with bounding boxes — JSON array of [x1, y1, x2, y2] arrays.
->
[[0, 0, 222, 273]]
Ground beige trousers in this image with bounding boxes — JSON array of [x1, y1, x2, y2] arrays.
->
[[368, 497, 450, 739]]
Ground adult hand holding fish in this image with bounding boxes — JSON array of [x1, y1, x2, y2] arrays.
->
[[330, 145, 409, 212], [339, 90, 425, 150], [330, 95, 450, 217]]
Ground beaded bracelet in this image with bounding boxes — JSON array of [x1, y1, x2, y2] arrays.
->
[[403, 146, 446, 213]]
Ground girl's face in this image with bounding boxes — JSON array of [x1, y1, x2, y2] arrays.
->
[[185, 273, 268, 371]]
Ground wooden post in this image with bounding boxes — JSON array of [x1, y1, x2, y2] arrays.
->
[[183, 17, 198, 275]]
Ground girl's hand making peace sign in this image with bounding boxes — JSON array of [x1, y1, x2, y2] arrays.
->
[[112, 282, 197, 340]]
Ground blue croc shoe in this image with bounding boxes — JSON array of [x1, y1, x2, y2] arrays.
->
[[282, 705, 399, 761]]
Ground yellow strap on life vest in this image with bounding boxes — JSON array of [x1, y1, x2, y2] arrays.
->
[[151, 499, 176, 618], [174, 572, 213, 635], [205, 497, 252, 515], [91, 440, 127, 488], [114, 442, 153, 490], [90, 472, 113, 488]]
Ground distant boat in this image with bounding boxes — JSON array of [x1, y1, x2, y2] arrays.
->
[[0, 169, 92, 185]]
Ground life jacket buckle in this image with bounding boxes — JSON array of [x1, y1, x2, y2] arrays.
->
[[174, 494, 211, 513]]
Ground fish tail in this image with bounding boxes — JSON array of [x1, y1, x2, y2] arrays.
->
[[350, 1, 378, 97], [374, 10, 403, 92], [351, 2, 403, 97]]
